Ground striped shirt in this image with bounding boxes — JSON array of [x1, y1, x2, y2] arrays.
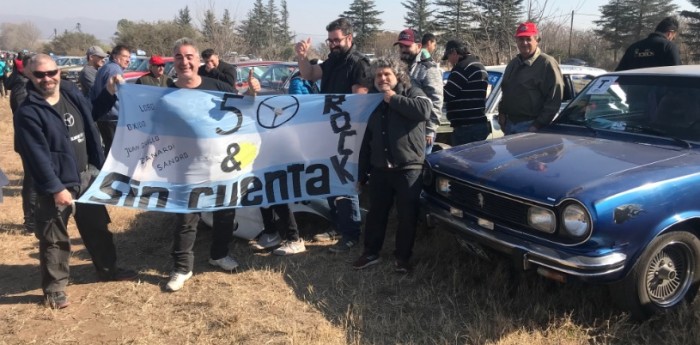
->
[[444, 55, 488, 127]]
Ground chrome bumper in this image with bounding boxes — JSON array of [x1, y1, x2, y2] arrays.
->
[[426, 205, 627, 279]]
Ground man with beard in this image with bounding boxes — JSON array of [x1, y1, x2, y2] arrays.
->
[[394, 28, 443, 153], [498, 22, 563, 134], [14, 54, 137, 309], [295, 17, 370, 253], [353, 57, 432, 273], [163, 38, 260, 293], [442, 40, 490, 145]]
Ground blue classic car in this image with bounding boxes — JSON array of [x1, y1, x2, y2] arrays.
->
[[422, 66, 700, 319]]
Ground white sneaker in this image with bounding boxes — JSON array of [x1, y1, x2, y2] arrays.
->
[[166, 271, 192, 292], [209, 255, 239, 271], [272, 240, 306, 256], [251, 232, 282, 250], [313, 230, 339, 242]]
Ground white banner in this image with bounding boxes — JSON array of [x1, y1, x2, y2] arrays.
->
[[79, 84, 382, 213]]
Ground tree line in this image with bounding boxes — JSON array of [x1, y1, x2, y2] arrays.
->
[[1, 0, 699, 70]]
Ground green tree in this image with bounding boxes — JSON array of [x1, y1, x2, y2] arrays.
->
[[595, 0, 677, 62], [472, 0, 523, 63], [113, 19, 199, 56], [402, 0, 436, 37], [201, 9, 218, 41], [681, 0, 700, 62], [279, 0, 294, 45], [175, 6, 193, 28], [43, 30, 101, 55], [341, 0, 384, 51], [239, 0, 269, 57], [434, 0, 473, 44]]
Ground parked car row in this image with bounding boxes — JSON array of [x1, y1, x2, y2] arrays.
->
[[422, 65, 700, 319]]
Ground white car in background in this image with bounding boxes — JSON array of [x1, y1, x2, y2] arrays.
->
[[436, 64, 607, 143]]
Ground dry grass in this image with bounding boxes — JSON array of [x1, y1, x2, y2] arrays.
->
[[1, 97, 699, 345]]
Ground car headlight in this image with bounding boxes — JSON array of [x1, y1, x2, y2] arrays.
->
[[561, 203, 591, 238], [436, 176, 451, 197], [528, 206, 556, 233]]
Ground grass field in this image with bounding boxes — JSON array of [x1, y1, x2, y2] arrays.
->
[[1, 95, 699, 345]]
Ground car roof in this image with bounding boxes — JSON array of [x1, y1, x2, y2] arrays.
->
[[485, 64, 607, 75], [231, 60, 285, 67], [609, 65, 700, 77]]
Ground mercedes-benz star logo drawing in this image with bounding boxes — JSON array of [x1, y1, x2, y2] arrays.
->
[[63, 113, 75, 127], [257, 95, 300, 129]]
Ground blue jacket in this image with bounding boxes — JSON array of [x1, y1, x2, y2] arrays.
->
[[14, 80, 112, 195]]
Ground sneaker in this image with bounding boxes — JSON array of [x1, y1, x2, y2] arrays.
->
[[313, 229, 340, 242], [352, 253, 381, 270], [209, 255, 239, 271], [44, 291, 71, 309], [98, 267, 138, 282], [165, 271, 193, 292], [251, 232, 282, 250], [272, 240, 306, 256], [394, 260, 412, 274], [328, 239, 357, 253]]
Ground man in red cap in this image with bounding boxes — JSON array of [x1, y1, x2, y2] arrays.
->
[[497, 22, 563, 134], [136, 55, 172, 87]]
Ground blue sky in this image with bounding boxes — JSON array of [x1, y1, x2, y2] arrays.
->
[[4, 0, 697, 43]]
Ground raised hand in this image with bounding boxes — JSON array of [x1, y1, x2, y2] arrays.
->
[[247, 68, 260, 96], [295, 37, 312, 58]]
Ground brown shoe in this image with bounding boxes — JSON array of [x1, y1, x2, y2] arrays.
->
[[45, 292, 71, 309]]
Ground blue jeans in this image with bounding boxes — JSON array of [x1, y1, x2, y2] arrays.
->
[[425, 132, 435, 154], [504, 120, 534, 135], [451, 122, 491, 146], [327, 195, 361, 242]]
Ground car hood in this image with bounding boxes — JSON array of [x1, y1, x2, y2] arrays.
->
[[429, 133, 694, 203]]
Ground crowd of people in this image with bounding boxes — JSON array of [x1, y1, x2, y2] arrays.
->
[[2, 14, 683, 310]]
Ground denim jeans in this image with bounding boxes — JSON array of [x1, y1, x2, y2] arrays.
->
[[451, 122, 491, 146], [363, 169, 422, 261], [425, 132, 435, 154], [260, 204, 299, 241], [172, 209, 235, 273], [327, 195, 361, 242], [504, 120, 534, 135]]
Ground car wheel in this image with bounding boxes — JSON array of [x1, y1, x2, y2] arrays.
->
[[610, 231, 700, 319]]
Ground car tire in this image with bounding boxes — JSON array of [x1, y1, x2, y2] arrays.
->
[[610, 231, 700, 320]]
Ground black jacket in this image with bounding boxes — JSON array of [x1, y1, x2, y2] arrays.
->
[[198, 61, 237, 86], [14, 80, 112, 194], [616, 32, 681, 71], [358, 83, 432, 181], [5, 71, 28, 114]]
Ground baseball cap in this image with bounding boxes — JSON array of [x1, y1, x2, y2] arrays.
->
[[86, 46, 108, 58], [515, 22, 538, 37], [394, 29, 420, 46], [149, 55, 165, 65]]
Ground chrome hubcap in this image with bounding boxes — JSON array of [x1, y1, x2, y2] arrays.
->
[[645, 242, 693, 307]]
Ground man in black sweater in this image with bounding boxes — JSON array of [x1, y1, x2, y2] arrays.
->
[[198, 48, 237, 86], [616, 16, 681, 71]]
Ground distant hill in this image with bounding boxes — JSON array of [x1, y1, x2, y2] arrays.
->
[[0, 14, 117, 44]]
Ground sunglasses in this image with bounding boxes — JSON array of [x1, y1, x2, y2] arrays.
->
[[32, 70, 59, 78], [155, 64, 165, 68]]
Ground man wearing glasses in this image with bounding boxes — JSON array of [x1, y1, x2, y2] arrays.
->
[[14, 54, 137, 309], [136, 55, 172, 87], [295, 17, 370, 253]]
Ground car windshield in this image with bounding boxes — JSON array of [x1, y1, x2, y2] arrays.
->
[[556, 75, 700, 142]]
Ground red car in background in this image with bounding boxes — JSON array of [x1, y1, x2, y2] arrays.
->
[[231, 60, 283, 92]]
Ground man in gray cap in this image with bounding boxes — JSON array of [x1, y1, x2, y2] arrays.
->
[[78, 45, 107, 96]]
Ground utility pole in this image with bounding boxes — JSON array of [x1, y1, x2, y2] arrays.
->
[[568, 10, 574, 57]]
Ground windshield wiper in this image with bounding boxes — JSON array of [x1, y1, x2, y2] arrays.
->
[[623, 124, 692, 149]]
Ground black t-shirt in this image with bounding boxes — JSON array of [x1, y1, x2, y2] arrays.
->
[[167, 76, 236, 92], [320, 46, 371, 94], [53, 96, 89, 172]]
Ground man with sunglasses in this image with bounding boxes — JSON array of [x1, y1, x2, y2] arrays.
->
[[295, 17, 370, 253], [136, 55, 172, 87], [14, 54, 137, 309], [79, 45, 108, 97]]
